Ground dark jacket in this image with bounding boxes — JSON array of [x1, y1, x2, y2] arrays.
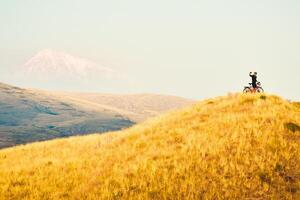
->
[[249, 73, 257, 87]]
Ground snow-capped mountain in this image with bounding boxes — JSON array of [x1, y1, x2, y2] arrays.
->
[[23, 49, 119, 80], [14, 49, 129, 93]]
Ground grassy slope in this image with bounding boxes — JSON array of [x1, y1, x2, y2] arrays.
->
[[0, 94, 299, 199]]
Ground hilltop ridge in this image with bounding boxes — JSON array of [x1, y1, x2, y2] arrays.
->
[[0, 93, 299, 199]]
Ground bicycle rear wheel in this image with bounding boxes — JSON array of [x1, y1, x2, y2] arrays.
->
[[256, 87, 264, 93]]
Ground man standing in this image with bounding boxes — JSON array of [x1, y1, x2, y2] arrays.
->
[[249, 72, 258, 89]]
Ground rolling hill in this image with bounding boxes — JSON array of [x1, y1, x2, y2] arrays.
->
[[0, 82, 194, 148], [0, 82, 133, 148], [0, 94, 299, 199]]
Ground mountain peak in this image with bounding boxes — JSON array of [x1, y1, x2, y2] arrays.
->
[[33, 49, 69, 60], [14, 49, 129, 92], [36, 48, 57, 55], [23, 49, 113, 77]]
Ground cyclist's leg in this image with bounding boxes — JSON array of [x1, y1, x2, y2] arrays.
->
[[252, 82, 257, 91]]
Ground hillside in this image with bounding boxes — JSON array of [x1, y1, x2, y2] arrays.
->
[[0, 82, 133, 148], [0, 94, 299, 199], [0, 82, 193, 148]]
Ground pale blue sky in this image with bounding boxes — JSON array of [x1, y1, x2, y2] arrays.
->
[[0, 0, 299, 100]]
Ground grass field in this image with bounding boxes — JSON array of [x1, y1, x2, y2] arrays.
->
[[0, 93, 299, 199]]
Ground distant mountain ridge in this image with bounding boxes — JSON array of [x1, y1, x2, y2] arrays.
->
[[46, 91, 195, 122], [0, 82, 133, 148], [0, 82, 194, 148]]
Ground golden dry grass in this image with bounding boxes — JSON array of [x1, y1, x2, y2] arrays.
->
[[0, 93, 299, 199]]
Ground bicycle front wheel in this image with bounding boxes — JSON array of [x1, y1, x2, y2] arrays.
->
[[243, 87, 251, 93]]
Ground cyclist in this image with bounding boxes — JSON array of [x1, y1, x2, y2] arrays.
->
[[249, 72, 258, 89]]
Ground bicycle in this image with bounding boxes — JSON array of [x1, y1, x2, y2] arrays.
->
[[243, 82, 264, 93]]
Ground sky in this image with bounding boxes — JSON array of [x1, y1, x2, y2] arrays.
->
[[0, 0, 300, 100]]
